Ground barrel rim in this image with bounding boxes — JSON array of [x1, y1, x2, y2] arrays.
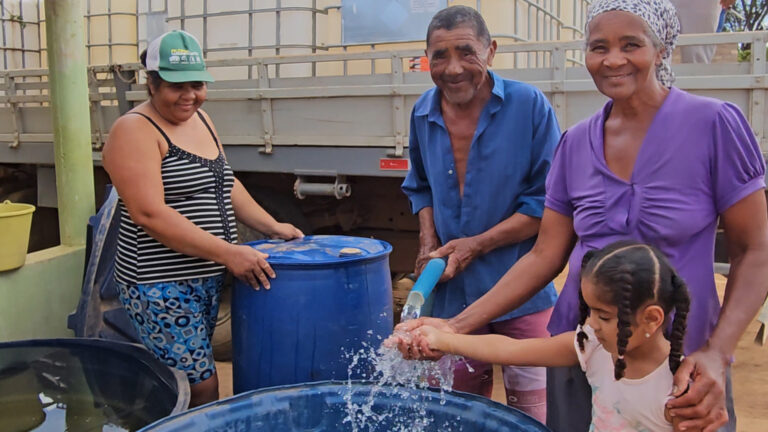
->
[[241, 252, 392, 270], [246, 235, 393, 266], [0, 200, 35, 218], [139, 380, 550, 431], [0, 337, 190, 414]]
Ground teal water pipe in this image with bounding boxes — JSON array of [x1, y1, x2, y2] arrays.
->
[[400, 258, 446, 322], [44, 0, 95, 246]]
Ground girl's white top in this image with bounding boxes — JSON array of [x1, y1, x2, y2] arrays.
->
[[576, 324, 674, 432]]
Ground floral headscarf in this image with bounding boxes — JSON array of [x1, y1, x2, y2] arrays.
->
[[586, 0, 681, 87]]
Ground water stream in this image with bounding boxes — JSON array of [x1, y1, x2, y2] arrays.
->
[[342, 337, 468, 432]]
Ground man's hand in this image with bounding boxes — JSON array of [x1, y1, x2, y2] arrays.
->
[[429, 237, 482, 281], [666, 348, 729, 432], [388, 317, 457, 360], [416, 231, 441, 275], [720, 0, 735, 8]]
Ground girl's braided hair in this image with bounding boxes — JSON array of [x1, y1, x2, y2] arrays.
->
[[577, 241, 691, 380]]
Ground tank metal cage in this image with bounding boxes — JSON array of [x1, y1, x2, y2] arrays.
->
[[0, 0, 594, 71]]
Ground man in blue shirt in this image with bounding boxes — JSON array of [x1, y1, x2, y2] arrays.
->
[[401, 5, 560, 421]]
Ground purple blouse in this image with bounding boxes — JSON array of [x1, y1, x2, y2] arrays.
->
[[545, 87, 766, 354]]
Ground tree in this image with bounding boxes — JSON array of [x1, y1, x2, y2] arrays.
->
[[723, 1, 768, 60], [724, 1, 768, 32]]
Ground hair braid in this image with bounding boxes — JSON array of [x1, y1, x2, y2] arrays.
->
[[668, 273, 690, 375], [578, 250, 598, 351], [577, 289, 590, 351], [614, 265, 635, 380]]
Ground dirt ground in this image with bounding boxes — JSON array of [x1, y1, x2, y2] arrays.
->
[[216, 274, 767, 431]]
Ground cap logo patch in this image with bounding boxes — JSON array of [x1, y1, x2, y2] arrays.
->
[[169, 49, 201, 65]]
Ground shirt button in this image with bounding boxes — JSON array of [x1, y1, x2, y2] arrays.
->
[[448, 169, 454, 175]]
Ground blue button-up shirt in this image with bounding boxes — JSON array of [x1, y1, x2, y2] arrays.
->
[[402, 71, 560, 321]]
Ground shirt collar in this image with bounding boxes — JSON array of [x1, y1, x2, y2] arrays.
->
[[417, 70, 505, 122], [487, 70, 505, 113]]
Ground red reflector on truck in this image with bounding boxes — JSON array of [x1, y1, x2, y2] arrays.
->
[[380, 159, 409, 170]]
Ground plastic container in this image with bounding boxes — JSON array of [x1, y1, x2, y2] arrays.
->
[[0, 338, 189, 431], [0, 200, 35, 271], [140, 381, 551, 431], [67, 188, 141, 343], [232, 235, 393, 393]]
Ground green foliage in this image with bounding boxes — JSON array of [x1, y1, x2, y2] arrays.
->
[[723, 1, 767, 61], [1, 5, 26, 30], [9, 14, 26, 30], [736, 43, 768, 62], [738, 49, 751, 62], [723, 1, 767, 32]]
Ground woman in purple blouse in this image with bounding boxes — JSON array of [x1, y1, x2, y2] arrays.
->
[[396, 1, 768, 431]]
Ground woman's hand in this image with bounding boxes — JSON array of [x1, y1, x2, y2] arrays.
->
[[269, 222, 304, 240], [383, 324, 447, 360], [224, 244, 276, 290], [390, 317, 456, 360], [666, 348, 729, 431]]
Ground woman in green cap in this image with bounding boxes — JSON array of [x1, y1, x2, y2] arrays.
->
[[102, 30, 303, 406]]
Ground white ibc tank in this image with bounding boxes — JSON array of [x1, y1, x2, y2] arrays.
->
[[0, 0, 42, 70], [0, 1, 591, 76], [141, 0, 316, 80]]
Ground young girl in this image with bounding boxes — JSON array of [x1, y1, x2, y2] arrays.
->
[[415, 241, 692, 432]]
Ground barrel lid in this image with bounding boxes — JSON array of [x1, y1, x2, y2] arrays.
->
[[247, 235, 391, 265]]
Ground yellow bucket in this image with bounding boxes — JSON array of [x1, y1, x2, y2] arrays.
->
[[0, 200, 35, 271]]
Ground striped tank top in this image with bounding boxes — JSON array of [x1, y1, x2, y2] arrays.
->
[[115, 111, 238, 285]]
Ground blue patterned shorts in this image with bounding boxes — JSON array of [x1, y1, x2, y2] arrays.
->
[[117, 275, 224, 384]]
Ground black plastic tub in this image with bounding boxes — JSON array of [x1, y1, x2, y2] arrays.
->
[[0, 338, 189, 432]]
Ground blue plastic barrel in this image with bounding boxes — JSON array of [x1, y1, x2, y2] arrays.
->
[[232, 235, 393, 393], [140, 381, 551, 431]]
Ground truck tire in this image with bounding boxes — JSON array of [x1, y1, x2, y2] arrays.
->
[[211, 274, 233, 361]]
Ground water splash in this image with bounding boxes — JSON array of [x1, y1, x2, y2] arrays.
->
[[341, 342, 465, 432], [399, 302, 421, 322]]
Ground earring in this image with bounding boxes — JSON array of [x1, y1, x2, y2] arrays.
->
[[644, 332, 651, 338]]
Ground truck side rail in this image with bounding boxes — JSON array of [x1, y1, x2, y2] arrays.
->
[[0, 31, 765, 179]]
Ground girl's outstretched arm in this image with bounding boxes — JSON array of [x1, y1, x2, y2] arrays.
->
[[417, 327, 579, 368]]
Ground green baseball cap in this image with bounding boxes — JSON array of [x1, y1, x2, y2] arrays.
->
[[145, 30, 214, 83]]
